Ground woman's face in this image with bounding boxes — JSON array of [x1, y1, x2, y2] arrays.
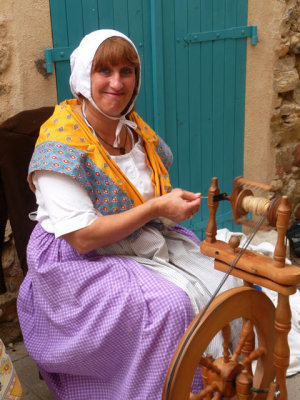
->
[[91, 63, 136, 117]]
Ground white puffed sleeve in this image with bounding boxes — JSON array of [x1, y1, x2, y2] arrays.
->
[[31, 170, 101, 238]]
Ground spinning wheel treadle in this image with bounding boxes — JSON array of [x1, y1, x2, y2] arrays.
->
[[163, 177, 300, 400]]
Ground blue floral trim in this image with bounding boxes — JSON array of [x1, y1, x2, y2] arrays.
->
[[155, 137, 173, 171]]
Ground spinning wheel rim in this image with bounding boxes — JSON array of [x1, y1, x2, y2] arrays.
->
[[163, 287, 276, 400]]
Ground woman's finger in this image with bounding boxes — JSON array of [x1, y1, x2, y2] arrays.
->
[[180, 190, 201, 202]]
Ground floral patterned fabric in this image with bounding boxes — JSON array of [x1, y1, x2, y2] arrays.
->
[[0, 339, 22, 399]]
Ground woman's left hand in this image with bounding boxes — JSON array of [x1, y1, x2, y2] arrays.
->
[[150, 188, 201, 223]]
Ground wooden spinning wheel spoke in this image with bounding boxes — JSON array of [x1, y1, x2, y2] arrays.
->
[[196, 339, 266, 399], [221, 324, 231, 363], [199, 356, 221, 375], [240, 346, 266, 371], [231, 319, 254, 362]]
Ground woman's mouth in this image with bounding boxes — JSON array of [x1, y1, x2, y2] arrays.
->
[[105, 92, 124, 97]]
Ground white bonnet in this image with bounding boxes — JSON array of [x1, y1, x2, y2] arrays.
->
[[70, 29, 140, 101], [69, 29, 141, 145]]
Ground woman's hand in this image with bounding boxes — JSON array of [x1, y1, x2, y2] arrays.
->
[[151, 188, 201, 223], [63, 188, 201, 253]]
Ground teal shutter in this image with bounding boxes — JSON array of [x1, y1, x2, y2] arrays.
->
[[46, 0, 256, 238]]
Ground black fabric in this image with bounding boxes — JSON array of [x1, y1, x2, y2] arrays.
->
[[287, 219, 300, 258], [0, 107, 54, 291]]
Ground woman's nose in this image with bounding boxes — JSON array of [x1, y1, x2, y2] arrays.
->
[[110, 72, 123, 90]]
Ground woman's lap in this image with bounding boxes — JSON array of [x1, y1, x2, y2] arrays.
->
[[17, 223, 201, 399]]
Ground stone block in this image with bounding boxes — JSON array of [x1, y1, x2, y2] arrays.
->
[[293, 143, 300, 166], [292, 81, 300, 103], [291, 166, 300, 181], [295, 55, 300, 75], [288, 179, 299, 197], [289, 32, 300, 54], [276, 43, 290, 58], [0, 45, 10, 74], [0, 82, 11, 96], [4, 221, 12, 242], [270, 179, 283, 191], [274, 55, 296, 72], [4, 265, 23, 293], [0, 320, 22, 346], [0, 22, 7, 39], [0, 293, 17, 322], [271, 101, 300, 145], [2, 242, 17, 270], [274, 55, 299, 93], [276, 147, 294, 176], [274, 69, 299, 92]]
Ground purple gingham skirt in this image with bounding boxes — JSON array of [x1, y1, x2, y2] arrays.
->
[[17, 223, 202, 399]]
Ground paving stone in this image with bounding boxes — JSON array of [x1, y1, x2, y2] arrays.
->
[[8, 342, 54, 399]]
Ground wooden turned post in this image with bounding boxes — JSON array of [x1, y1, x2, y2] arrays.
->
[[273, 294, 291, 400], [273, 196, 290, 268], [236, 369, 253, 400], [205, 178, 220, 243], [222, 325, 231, 363], [272, 196, 292, 400], [240, 320, 255, 376]]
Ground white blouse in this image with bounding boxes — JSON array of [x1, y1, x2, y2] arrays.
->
[[31, 137, 155, 238]]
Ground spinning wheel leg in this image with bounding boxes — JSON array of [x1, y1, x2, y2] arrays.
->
[[163, 287, 276, 400]]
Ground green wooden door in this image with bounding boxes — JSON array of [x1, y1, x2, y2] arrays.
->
[[46, 0, 256, 238]]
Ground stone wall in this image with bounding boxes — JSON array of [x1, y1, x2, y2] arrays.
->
[[0, 224, 24, 343], [271, 0, 300, 220], [0, 0, 56, 122]]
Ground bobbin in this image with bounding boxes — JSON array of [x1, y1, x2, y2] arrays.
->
[[230, 176, 281, 227]]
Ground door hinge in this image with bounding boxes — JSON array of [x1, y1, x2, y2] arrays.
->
[[44, 46, 75, 73], [184, 25, 257, 46]]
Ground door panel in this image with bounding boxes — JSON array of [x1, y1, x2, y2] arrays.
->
[[47, 0, 254, 238]]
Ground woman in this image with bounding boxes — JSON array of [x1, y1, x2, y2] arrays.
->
[[17, 29, 237, 399]]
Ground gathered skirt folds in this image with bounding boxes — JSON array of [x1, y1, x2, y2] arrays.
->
[[17, 223, 237, 400]]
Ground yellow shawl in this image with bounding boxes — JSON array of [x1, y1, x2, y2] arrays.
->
[[29, 100, 173, 238]]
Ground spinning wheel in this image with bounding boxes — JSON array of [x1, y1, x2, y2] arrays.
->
[[163, 287, 276, 400], [163, 177, 300, 400]]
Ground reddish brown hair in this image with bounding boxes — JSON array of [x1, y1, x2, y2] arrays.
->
[[92, 37, 140, 114]]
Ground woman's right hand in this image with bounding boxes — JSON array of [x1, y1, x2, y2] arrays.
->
[[151, 188, 201, 223]]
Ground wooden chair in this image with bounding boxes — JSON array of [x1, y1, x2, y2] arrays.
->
[[163, 177, 300, 400], [0, 107, 54, 293]]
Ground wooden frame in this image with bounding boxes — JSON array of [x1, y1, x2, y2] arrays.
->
[[163, 177, 300, 399]]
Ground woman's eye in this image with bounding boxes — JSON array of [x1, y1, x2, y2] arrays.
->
[[121, 67, 133, 75], [99, 68, 110, 75]]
